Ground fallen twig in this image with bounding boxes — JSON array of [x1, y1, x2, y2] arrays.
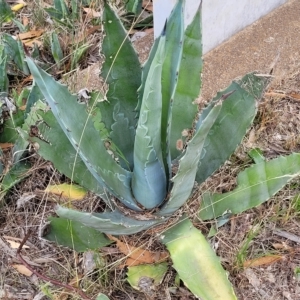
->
[[16, 230, 91, 300], [273, 228, 300, 244]]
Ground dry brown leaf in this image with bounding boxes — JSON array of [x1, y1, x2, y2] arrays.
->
[[73, 25, 101, 44], [289, 92, 300, 100], [18, 30, 44, 41], [21, 75, 33, 85], [22, 16, 29, 26], [265, 91, 300, 101], [16, 30, 44, 49], [0, 143, 13, 150], [246, 129, 256, 148], [243, 255, 283, 268], [4, 239, 29, 249], [23, 39, 43, 48], [265, 92, 285, 98], [272, 243, 292, 250], [107, 235, 169, 267], [83, 7, 101, 18], [12, 264, 33, 276]]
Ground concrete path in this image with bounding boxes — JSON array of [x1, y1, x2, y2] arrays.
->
[[202, 0, 300, 100]]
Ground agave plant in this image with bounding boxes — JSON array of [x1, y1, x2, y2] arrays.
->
[[22, 0, 300, 299]]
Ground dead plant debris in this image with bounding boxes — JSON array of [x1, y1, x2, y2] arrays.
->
[[1, 0, 300, 299]]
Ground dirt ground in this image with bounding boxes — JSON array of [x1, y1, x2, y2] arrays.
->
[[1, 0, 300, 299]]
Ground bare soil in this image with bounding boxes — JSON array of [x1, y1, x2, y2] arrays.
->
[[1, 0, 300, 299]]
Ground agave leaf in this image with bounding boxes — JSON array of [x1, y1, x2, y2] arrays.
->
[[161, 218, 237, 300], [98, 2, 141, 168], [0, 109, 24, 143], [158, 98, 223, 216], [2, 34, 29, 75], [1, 162, 31, 200], [54, 0, 69, 16], [12, 134, 29, 165], [26, 59, 141, 211], [199, 153, 300, 220], [160, 0, 184, 174], [248, 148, 265, 164], [0, 148, 3, 174], [0, 0, 14, 24], [43, 217, 112, 252], [21, 101, 111, 204], [90, 95, 132, 170], [13, 19, 28, 32], [56, 206, 162, 235], [136, 36, 161, 115], [70, 0, 79, 20], [125, 0, 142, 15], [25, 83, 43, 115], [0, 45, 9, 92], [169, 6, 201, 160], [110, 103, 135, 170], [44, 7, 65, 24], [0, 127, 31, 204], [70, 43, 89, 71], [195, 73, 269, 184], [50, 32, 63, 68], [132, 33, 167, 209]]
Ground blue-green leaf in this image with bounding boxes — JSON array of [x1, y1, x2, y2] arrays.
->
[[56, 206, 162, 235], [0, 45, 9, 92], [195, 73, 269, 184], [132, 33, 167, 209], [98, 3, 141, 169], [158, 98, 223, 216], [50, 32, 63, 68], [199, 153, 300, 220], [169, 6, 202, 160], [161, 0, 184, 175], [27, 58, 141, 211], [21, 102, 111, 202], [44, 217, 112, 252]]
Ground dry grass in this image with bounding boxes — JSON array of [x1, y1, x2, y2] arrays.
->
[[1, 1, 300, 299]]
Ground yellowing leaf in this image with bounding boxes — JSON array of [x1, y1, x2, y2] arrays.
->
[[45, 183, 87, 201], [11, 1, 27, 12], [243, 255, 283, 268], [12, 264, 32, 276]]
